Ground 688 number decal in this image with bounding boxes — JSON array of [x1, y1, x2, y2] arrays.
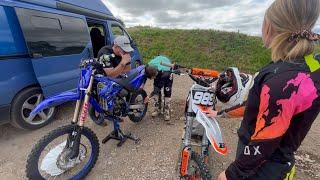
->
[[192, 91, 215, 106]]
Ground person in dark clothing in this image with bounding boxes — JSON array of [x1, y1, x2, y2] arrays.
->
[[90, 27, 105, 58], [217, 0, 320, 179], [145, 55, 174, 122], [97, 35, 133, 78]]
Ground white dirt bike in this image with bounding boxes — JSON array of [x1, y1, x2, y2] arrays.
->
[[161, 62, 246, 179]]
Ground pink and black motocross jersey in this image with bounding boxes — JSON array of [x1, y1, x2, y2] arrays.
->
[[226, 54, 320, 179]]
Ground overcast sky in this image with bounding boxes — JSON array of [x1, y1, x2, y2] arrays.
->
[[103, 0, 320, 36]]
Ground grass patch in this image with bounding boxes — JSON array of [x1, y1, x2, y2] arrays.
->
[[128, 27, 319, 73]]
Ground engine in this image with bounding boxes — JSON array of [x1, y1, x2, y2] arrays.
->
[[112, 96, 127, 117], [96, 82, 127, 117]]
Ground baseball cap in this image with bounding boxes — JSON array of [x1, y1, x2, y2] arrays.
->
[[113, 36, 134, 53]]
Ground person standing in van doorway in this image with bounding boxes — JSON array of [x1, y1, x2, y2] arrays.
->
[[145, 55, 174, 123], [97, 35, 134, 77]]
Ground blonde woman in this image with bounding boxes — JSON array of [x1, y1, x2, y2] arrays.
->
[[218, 0, 320, 179]]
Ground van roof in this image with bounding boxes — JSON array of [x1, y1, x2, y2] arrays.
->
[[17, 0, 116, 20]]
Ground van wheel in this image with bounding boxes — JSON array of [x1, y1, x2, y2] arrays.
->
[[10, 87, 56, 130]]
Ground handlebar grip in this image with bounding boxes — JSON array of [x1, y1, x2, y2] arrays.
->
[[191, 68, 219, 78], [160, 61, 174, 68]]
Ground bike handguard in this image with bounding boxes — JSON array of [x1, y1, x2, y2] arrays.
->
[[217, 101, 247, 116], [80, 54, 115, 69]]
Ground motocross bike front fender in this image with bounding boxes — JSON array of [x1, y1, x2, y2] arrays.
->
[[30, 91, 80, 116], [196, 109, 228, 155]]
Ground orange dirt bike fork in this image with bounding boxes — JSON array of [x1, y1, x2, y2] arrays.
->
[[179, 94, 194, 178], [180, 146, 191, 177]]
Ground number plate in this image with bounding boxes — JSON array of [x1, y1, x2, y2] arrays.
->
[[192, 90, 215, 106]]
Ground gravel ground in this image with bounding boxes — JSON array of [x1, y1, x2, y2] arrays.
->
[[0, 75, 319, 180]]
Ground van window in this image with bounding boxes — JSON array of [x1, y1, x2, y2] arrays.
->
[[15, 8, 90, 57], [111, 24, 130, 40], [0, 6, 27, 57], [111, 25, 124, 36], [31, 16, 61, 30]]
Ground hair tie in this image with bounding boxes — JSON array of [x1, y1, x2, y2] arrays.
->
[[288, 30, 320, 42]]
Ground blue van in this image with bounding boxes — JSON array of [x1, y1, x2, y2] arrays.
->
[[0, 0, 142, 129]]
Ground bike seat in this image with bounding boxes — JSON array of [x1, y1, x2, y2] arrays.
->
[[111, 67, 144, 91]]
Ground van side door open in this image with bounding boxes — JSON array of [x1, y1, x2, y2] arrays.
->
[[15, 7, 91, 97]]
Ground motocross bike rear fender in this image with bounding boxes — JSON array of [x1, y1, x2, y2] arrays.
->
[[30, 91, 80, 116], [196, 109, 228, 155]]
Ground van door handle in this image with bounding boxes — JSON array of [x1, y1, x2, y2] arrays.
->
[[32, 53, 43, 58]]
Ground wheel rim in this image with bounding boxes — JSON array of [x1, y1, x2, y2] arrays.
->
[[37, 133, 93, 179], [21, 93, 55, 125]]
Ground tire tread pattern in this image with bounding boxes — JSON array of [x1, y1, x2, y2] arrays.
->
[[26, 125, 99, 179]]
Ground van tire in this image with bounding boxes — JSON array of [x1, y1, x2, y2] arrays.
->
[[10, 87, 56, 130]]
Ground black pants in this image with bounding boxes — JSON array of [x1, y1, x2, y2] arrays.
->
[[235, 140, 295, 180], [152, 71, 173, 98]]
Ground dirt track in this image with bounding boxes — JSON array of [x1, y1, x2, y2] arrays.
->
[[0, 75, 319, 179]]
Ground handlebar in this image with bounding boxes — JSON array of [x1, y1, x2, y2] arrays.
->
[[80, 58, 96, 67], [160, 61, 175, 68], [160, 61, 219, 87], [80, 54, 116, 68]]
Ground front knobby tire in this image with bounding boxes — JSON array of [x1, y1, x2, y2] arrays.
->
[[181, 152, 212, 180], [26, 125, 100, 180]]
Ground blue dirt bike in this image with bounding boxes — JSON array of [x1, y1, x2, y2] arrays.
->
[[25, 57, 150, 179]]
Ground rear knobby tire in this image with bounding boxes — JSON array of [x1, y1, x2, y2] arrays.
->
[[128, 89, 148, 123], [89, 106, 108, 126], [26, 125, 99, 180]]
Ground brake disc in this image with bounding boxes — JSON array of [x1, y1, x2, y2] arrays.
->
[[40, 141, 87, 176]]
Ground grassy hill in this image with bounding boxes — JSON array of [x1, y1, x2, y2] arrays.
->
[[128, 27, 319, 73]]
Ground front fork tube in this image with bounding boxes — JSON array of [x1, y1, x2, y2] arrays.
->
[[67, 125, 82, 159], [180, 98, 194, 177], [183, 97, 194, 147], [201, 135, 210, 164], [71, 100, 81, 124], [78, 71, 95, 127], [68, 70, 96, 158], [183, 115, 193, 146]]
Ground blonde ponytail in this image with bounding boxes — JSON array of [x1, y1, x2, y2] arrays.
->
[[266, 0, 320, 61]]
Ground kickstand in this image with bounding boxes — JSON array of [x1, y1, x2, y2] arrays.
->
[[101, 118, 140, 147]]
